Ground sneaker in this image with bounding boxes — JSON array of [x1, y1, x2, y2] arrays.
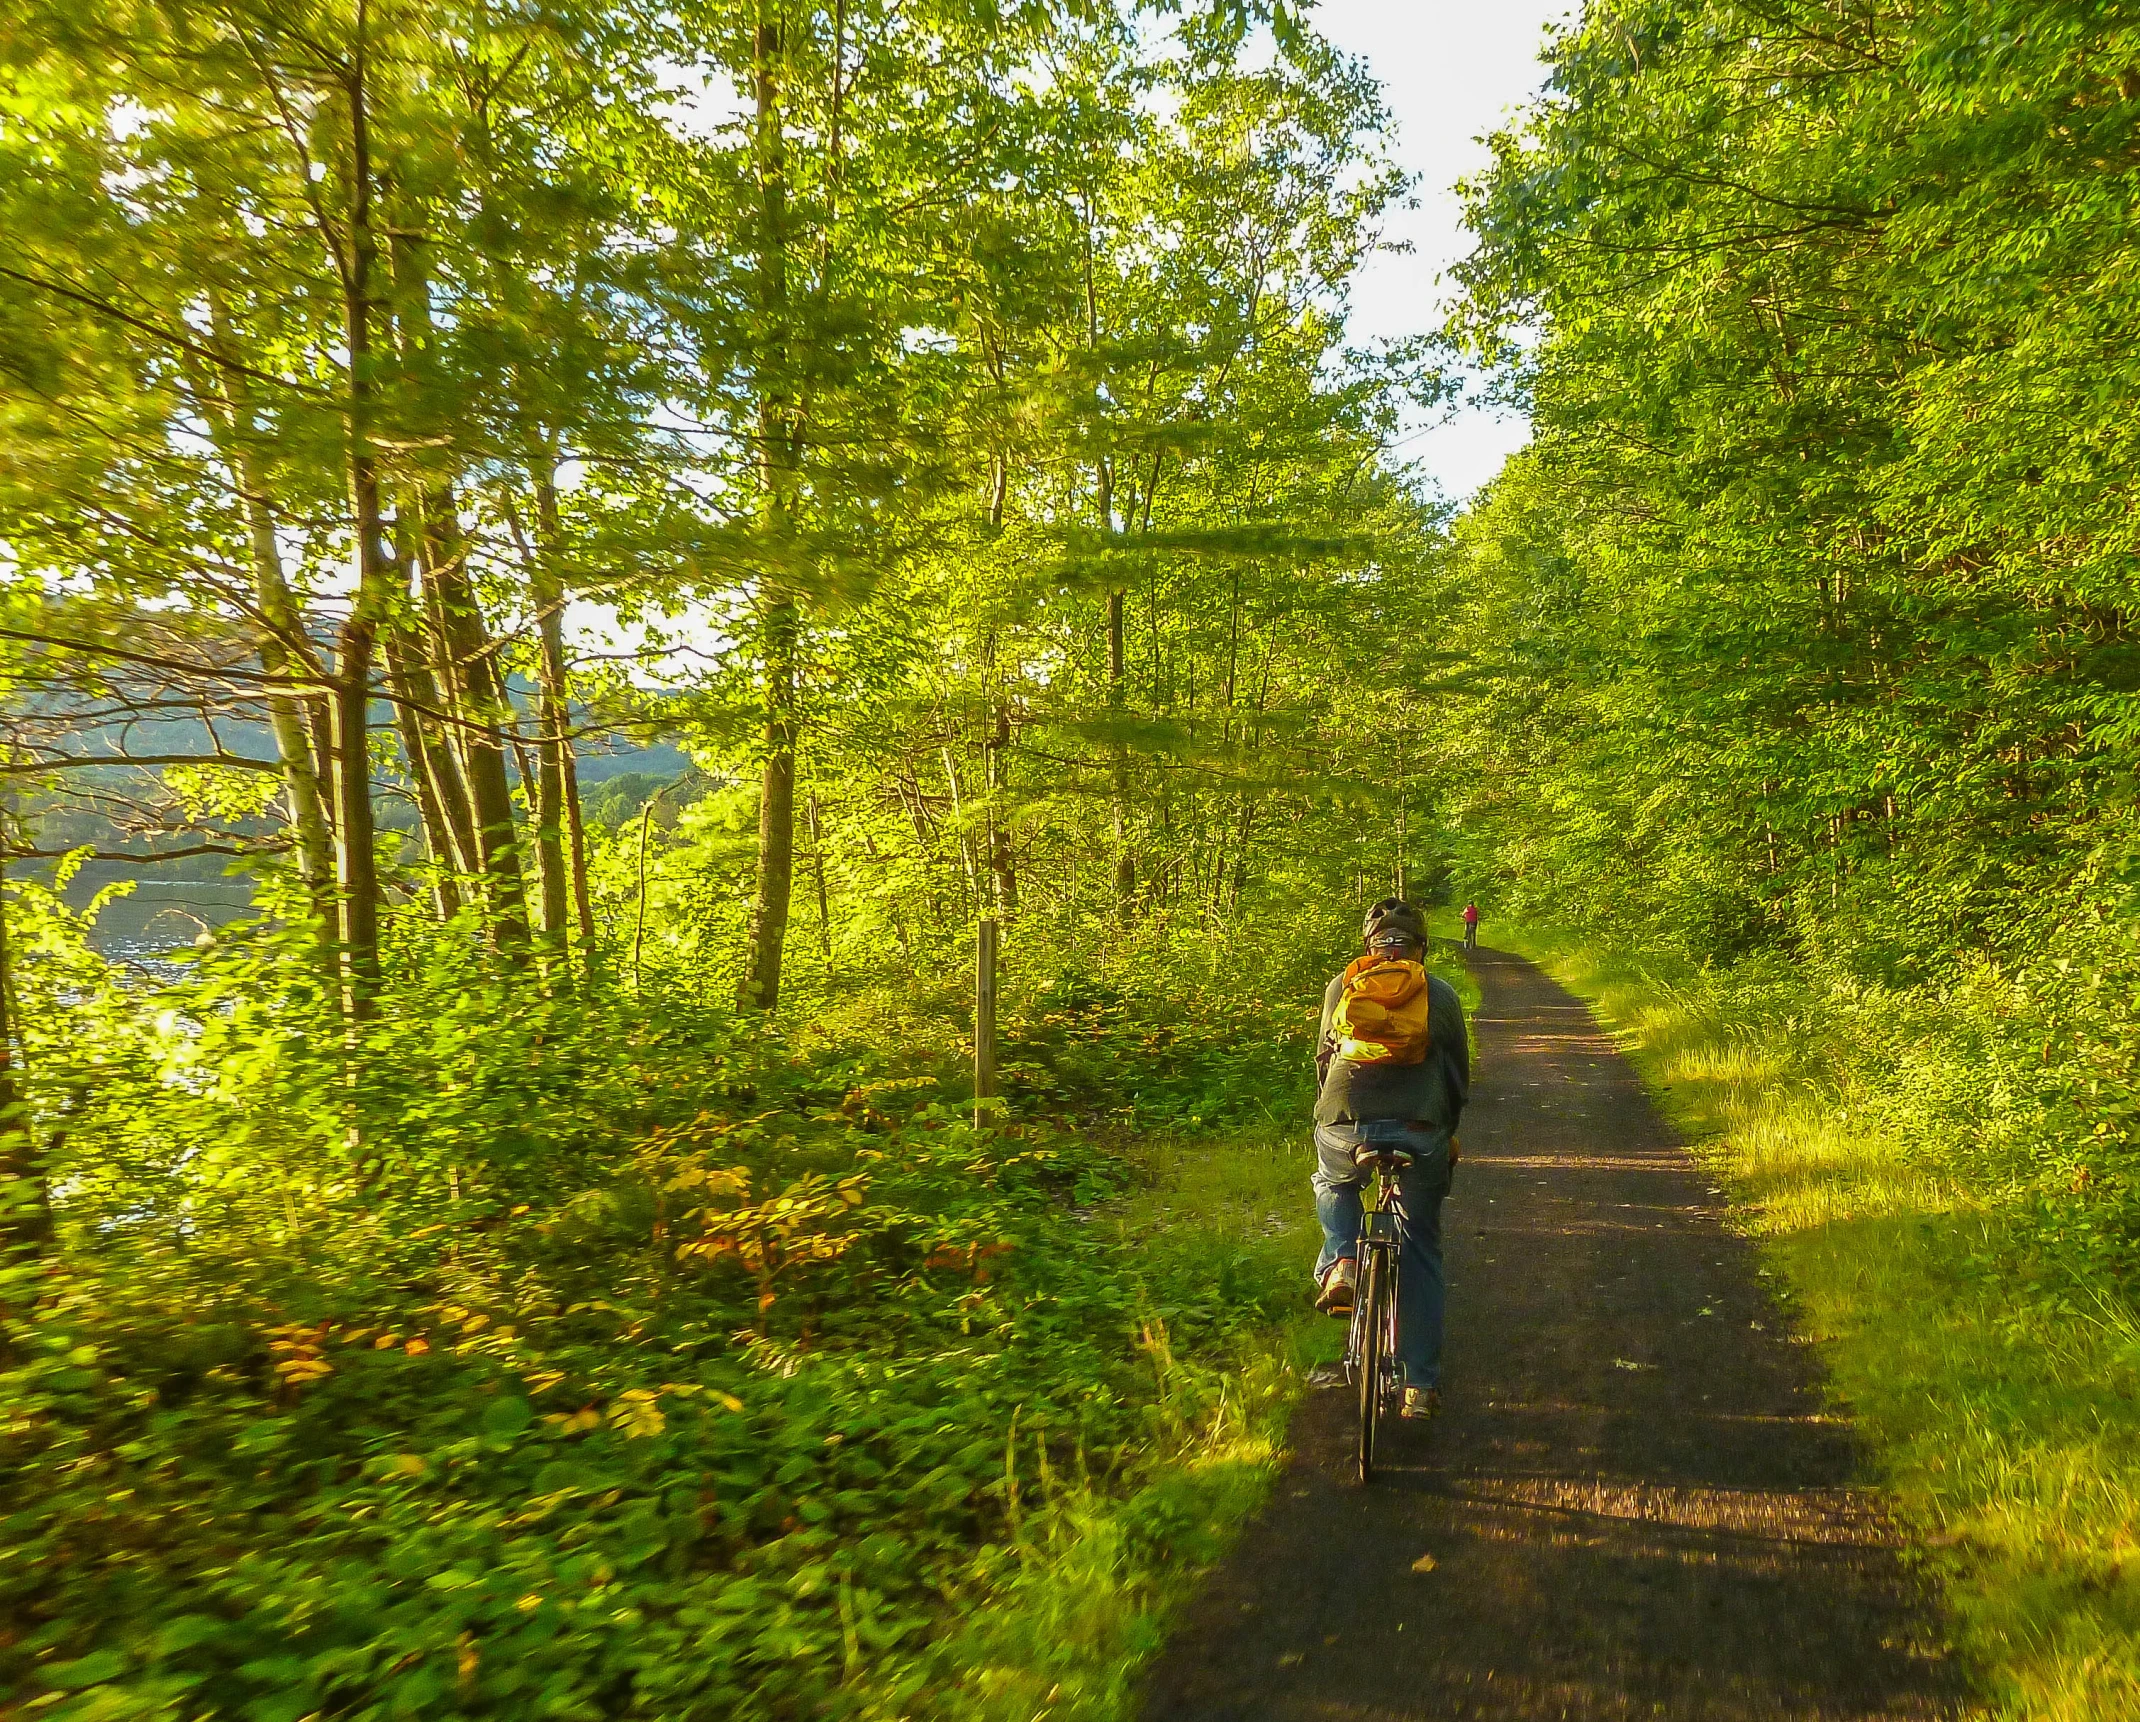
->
[[1316, 1257, 1357, 1316], [1401, 1386, 1440, 1420]]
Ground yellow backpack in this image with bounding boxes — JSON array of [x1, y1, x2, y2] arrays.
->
[[1333, 954, 1432, 1066]]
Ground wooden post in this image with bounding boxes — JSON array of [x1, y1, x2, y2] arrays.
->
[[974, 916, 998, 1125], [632, 799, 654, 991]]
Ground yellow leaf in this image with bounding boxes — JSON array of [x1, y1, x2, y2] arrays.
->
[[611, 1398, 667, 1439], [1410, 1553, 1437, 1574]]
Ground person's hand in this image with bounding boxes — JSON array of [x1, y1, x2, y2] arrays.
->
[[1449, 1136, 1462, 1167]]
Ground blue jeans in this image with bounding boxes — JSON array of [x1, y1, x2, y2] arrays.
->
[[1313, 1118, 1452, 1390]]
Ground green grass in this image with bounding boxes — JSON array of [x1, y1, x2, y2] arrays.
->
[[945, 940, 1478, 1719], [939, 1124, 1328, 1722], [1486, 925, 2140, 1720]]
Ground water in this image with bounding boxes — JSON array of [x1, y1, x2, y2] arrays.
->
[[65, 880, 257, 963]]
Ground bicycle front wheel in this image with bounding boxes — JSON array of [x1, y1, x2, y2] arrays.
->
[[1356, 1247, 1389, 1483]]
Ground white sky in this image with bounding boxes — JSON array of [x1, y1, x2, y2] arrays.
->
[[1307, 0, 1572, 500]]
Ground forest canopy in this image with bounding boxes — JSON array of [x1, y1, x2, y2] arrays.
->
[[0, 2, 1449, 1715], [1445, 0, 2140, 978], [22, 0, 2140, 1712]]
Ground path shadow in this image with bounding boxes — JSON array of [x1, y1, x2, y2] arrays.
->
[[1136, 948, 1967, 1722]]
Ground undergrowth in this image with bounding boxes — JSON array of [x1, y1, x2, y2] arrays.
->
[[0, 883, 1333, 1722], [1489, 922, 2140, 1721]]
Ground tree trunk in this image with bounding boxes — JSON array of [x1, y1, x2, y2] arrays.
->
[[417, 506, 528, 955], [1107, 583, 1134, 916], [333, 44, 391, 1020], [307, 697, 338, 846], [512, 469, 599, 960], [389, 223, 527, 957], [741, 602, 799, 1008], [508, 730, 553, 941], [806, 788, 833, 959], [330, 580, 386, 1013], [633, 795, 658, 989], [382, 622, 471, 920], [523, 468, 578, 979], [247, 527, 338, 933], [986, 703, 1017, 916], [528, 690, 568, 968], [739, 5, 801, 1011], [193, 299, 338, 959], [329, 633, 382, 1015], [974, 914, 998, 1128], [0, 841, 49, 1259], [561, 746, 596, 957]]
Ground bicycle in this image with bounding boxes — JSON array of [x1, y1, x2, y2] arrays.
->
[[1341, 1140, 1411, 1483]]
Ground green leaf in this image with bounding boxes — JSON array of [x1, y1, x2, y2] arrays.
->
[[151, 1615, 229, 1657], [43, 1649, 127, 1690], [481, 1396, 534, 1439]]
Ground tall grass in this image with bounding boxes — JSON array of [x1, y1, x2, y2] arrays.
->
[[938, 1126, 1329, 1722], [1493, 928, 2140, 1720]]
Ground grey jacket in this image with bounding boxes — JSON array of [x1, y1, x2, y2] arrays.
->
[[1313, 969, 1470, 1129]]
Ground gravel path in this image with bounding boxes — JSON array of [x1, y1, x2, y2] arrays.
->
[[1136, 945, 1969, 1721]]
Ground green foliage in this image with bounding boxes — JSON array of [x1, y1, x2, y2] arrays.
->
[[1432, 9, 2140, 1707], [0, 0, 1464, 1711], [0, 883, 1332, 1719], [580, 772, 706, 834], [1446, 0, 2140, 978], [1433, 0, 2140, 1290]]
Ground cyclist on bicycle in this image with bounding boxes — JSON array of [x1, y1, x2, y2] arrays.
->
[[1312, 898, 1470, 1419]]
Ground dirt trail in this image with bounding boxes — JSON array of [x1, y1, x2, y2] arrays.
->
[[1137, 946, 1968, 1721]]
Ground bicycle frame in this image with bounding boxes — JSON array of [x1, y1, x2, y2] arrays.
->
[[1342, 1152, 1408, 1482]]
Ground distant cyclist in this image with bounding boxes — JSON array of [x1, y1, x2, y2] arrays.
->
[[1311, 898, 1471, 1419], [1462, 901, 1479, 952]]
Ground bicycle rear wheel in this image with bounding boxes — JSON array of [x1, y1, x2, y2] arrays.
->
[[1356, 1248, 1389, 1483]]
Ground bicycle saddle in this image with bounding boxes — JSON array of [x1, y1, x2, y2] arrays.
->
[[1353, 1142, 1413, 1169]]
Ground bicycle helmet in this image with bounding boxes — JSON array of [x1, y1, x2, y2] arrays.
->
[[1362, 897, 1426, 950]]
